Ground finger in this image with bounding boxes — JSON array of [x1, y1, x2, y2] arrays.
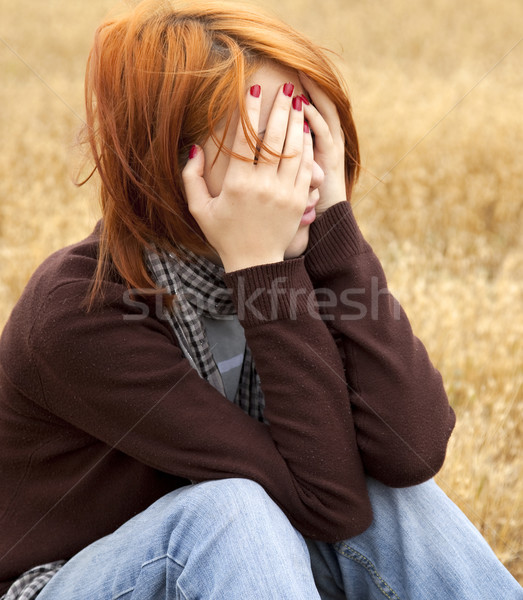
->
[[256, 82, 295, 170], [227, 84, 262, 178], [301, 102, 333, 157], [298, 73, 342, 130], [294, 123, 314, 199], [181, 145, 212, 217], [299, 73, 344, 149], [277, 95, 306, 180]]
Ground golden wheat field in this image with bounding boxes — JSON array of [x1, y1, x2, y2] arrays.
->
[[1, 0, 522, 585]]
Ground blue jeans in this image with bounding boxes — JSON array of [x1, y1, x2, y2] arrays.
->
[[37, 478, 522, 600]]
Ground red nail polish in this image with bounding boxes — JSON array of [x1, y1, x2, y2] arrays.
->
[[189, 145, 198, 159], [283, 82, 294, 97], [304, 120, 310, 133], [250, 84, 261, 98], [292, 96, 302, 111], [300, 94, 310, 105]]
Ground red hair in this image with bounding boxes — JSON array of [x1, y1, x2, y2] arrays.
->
[[80, 0, 360, 307]]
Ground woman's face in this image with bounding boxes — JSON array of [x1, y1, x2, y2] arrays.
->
[[202, 63, 325, 260]]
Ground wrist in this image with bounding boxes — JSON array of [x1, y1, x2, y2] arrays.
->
[[305, 202, 369, 283], [315, 179, 347, 216], [315, 199, 345, 218], [223, 257, 315, 326], [222, 253, 285, 273]]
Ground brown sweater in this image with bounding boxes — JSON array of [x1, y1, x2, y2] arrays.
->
[[0, 202, 455, 592]]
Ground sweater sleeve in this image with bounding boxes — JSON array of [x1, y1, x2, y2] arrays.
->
[[28, 254, 371, 542], [304, 201, 456, 487]]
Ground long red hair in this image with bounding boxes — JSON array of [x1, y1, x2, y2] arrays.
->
[[80, 0, 360, 307]]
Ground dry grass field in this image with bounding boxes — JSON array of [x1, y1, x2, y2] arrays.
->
[[1, 0, 522, 585]]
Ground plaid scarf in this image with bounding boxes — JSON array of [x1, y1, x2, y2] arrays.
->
[[1, 561, 65, 600], [145, 247, 266, 423]]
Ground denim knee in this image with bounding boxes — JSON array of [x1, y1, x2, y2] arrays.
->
[[179, 478, 284, 526], [165, 478, 302, 547]]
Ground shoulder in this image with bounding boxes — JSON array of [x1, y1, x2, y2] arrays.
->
[[1, 221, 146, 365], [23, 221, 165, 335], [0, 223, 102, 402], [0, 222, 177, 407], [2, 222, 116, 339], [30, 221, 105, 300], [3, 222, 100, 322]]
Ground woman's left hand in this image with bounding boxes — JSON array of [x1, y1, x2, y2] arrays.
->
[[299, 72, 348, 215]]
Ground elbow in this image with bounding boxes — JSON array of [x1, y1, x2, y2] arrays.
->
[[363, 406, 456, 488], [403, 404, 457, 485], [335, 503, 373, 541], [364, 452, 444, 488], [324, 497, 373, 542], [292, 484, 374, 543], [379, 443, 449, 488], [301, 504, 373, 543]]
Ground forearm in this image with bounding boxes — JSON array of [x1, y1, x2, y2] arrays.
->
[[304, 202, 456, 486], [224, 256, 372, 537]]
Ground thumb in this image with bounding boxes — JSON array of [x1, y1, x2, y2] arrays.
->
[[181, 145, 211, 215]]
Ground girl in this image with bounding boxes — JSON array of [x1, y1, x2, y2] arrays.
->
[[0, 1, 520, 598]]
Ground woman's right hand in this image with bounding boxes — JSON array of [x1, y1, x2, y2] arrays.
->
[[182, 84, 313, 273]]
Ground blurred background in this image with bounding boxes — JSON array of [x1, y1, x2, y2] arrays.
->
[[1, 0, 522, 583]]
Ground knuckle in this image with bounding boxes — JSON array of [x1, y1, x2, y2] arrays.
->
[[235, 136, 251, 152], [224, 174, 248, 196], [301, 154, 314, 171], [284, 142, 302, 157], [257, 151, 279, 167], [256, 178, 274, 198], [181, 168, 195, 186], [261, 133, 281, 151]]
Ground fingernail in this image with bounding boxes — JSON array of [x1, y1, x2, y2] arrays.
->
[[304, 120, 310, 133], [283, 82, 294, 97], [250, 84, 261, 98], [300, 94, 310, 105], [292, 96, 302, 111], [189, 145, 198, 159]]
